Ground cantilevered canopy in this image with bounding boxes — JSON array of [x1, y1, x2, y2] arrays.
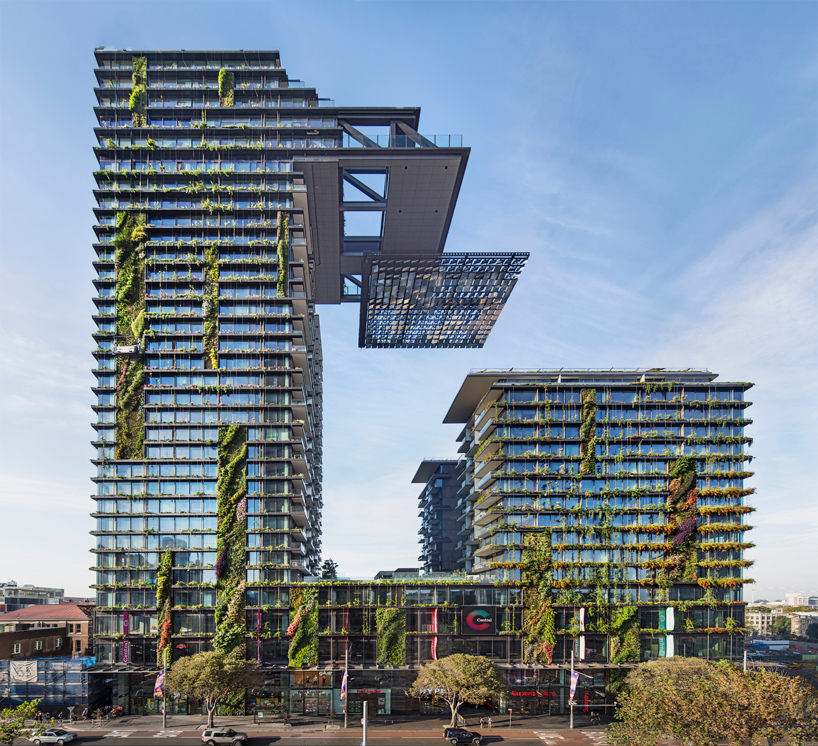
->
[[358, 252, 528, 349]]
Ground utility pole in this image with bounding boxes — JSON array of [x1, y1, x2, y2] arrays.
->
[[743, 650, 747, 672], [361, 700, 368, 746]]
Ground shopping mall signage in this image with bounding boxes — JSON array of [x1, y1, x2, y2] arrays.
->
[[462, 606, 497, 635]]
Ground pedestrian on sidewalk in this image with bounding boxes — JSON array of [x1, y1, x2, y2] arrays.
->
[[82, 708, 88, 721], [57, 711, 64, 725], [479, 717, 485, 728], [487, 716, 492, 730]]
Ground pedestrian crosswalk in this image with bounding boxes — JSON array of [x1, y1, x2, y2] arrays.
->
[[533, 732, 608, 745], [99, 731, 184, 739]]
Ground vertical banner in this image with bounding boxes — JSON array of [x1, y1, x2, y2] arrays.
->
[[666, 634, 675, 658], [340, 671, 347, 701], [154, 670, 165, 698], [123, 611, 130, 636], [579, 607, 586, 632], [122, 640, 130, 664], [666, 607, 675, 632], [431, 636, 438, 661], [579, 635, 586, 661], [569, 671, 579, 702]]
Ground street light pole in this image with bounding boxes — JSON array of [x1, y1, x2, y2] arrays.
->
[[361, 700, 368, 746], [569, 649, 574, 730], [162, 647, 168, 730], [343, 645, 348, 730]]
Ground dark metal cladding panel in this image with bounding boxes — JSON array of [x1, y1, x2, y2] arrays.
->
[[359, 252, 528, 348]]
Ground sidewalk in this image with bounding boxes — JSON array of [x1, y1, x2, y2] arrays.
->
[[61, 712, 608, 735]]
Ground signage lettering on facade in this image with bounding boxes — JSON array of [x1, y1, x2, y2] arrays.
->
[[511, 690, 557, 697], [461, 606, 497, 636]]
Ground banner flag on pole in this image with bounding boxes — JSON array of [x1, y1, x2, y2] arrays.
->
[[154, 670, 165, 699], [340, 670, 347, 701], [568, 671, 579, 702]]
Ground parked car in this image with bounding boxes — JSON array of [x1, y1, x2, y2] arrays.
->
[[443, 727, 483, 745], [30, 729, 78, 745], [201, 728, 248, 745]]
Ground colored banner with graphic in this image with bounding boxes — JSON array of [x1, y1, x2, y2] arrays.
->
[[340, 670, 347, 701], [569, 671, 579, 702], [154, 670, 165, 699]]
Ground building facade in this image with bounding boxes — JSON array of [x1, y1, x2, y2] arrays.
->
[[0, 658, 101, 713], [90, 47, 525, 694], [419, 369, 754, 666], [0, 582, 65, 613], [746, 608, 785, 636], [0, 604, 93, 657], [413, 460, 460, 573]]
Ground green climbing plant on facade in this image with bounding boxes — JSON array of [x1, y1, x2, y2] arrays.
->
[[665, 456, 699, 582], [218, 69, 235, 107], [213, 426, 248, 660], [203, 245, 219, 369], [287, 586, 319, 667], [156, 549, 173, 666], [522, 532, 556, 663], [276, 211, 290, 298], [376, 607, 406, 665], [114, 211, 146, 460], [130, 57, 147, 127], [580, 388, 597, 474]]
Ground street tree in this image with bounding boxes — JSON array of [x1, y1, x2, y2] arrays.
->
[[608, 657, 818, 746], [806, 622, 818, 640], [165, 651, 261, 728], [319, 558, 338, 579], [0, 700, 44, 746], [408, 654, 508, 727], [772, 615, 792, 636]]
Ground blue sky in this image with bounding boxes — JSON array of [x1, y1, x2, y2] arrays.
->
[[0, 1, 815, 601]]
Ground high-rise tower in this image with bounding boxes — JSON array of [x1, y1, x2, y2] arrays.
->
[[90, 50, 526, 669]]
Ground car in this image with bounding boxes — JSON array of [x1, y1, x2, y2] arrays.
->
[[442, 727, 482, 745], [30, 729, 78, 745], [201, 728, 248, 745]]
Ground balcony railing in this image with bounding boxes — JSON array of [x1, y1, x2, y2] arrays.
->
[[341, 133, 463, 149]]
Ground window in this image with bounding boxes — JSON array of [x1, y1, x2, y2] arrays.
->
[[68, 624, 74, 633], [12, 643, 21, 654], [34, 640, 43, 650], [56, 638, 63, 649], [75, 640, 82, 651]]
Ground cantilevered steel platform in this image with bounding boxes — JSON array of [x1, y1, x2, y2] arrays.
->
[[358, 253, 528, 348]]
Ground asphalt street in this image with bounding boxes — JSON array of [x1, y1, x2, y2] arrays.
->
[[14, 734, 612, 746]]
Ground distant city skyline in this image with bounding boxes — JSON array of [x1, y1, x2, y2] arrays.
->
[[0, 0, 816, 600]]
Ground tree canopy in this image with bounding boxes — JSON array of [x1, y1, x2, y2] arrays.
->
[[319, 558, 338, 579], [0, 700, 43, 746], [165, 651, 260, 727], [608, 657, 818, 746], [408, 654, 508, 727]]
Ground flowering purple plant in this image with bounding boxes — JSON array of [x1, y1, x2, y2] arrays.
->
[[215, 547, 228, 579], [672, 516, 697, 547], [236, 496, 247, 522]]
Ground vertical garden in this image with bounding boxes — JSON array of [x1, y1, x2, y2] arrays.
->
[[114, 211, 146, 460]]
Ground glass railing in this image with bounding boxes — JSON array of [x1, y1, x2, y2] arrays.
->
[[342, 133, 463, 149]]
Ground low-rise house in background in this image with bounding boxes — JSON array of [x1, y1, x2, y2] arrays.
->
[[747, 608, 786, 636], [0, 604, 93, 657]]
